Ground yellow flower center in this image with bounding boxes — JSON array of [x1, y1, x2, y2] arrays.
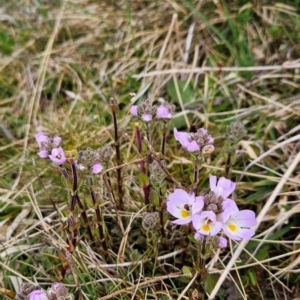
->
[[181, 209, 190, 218], [228, 223, 237, 232], [201, 224, 211, 232]]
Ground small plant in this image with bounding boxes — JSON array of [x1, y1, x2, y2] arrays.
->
[[28, 97, 257, 299]]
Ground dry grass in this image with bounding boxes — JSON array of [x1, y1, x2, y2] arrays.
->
[[1, 0, 300, 299]]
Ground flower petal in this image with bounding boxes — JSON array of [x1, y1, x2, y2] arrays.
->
[[49, 147, 66, 166], [38, 149, 49, 158], [142, 113, 152, 122], [235, 210, 257, 227], [35, 132, 50, 148], [130, 105, 138, 116], [52, 136, 62, 147], [28, 290, 48, 300], [217, 177, 236, 198], [168, 189, 194, 206], [91, 163, 103, 174], [192, 198, 204, 215], [186, 141, 200, 152], [209, 176, 217, 192], [223, 226, 255, 241], [156, 106, 172, 119], [167, 202, 181, 218], [172, 217, 192, 225], [174, 128, 190, 147], [219, 236, 227, 248]]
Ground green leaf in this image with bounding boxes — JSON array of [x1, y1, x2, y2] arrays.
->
[[138, 172, 149, 186], [167, 79, 195, 104], [247, 269, 257, 286], [245, 186, 274, 202], [268, 220, 297, 240], [204, 274, 220, 294], [255, 246, 269, 261], [182, 266, 192, 277]]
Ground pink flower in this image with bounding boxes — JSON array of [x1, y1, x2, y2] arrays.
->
[[48, 282, 69, 298], [36, 132, 51, 158], [28, 290, 48, 300], [35, 132, 50, 148], [51, 283, 61, 291], [219, 205, 257, 241], [91, 163, 103, 174], [192, 211, 223, 236], [142, 113, 152, 122], [49, 147, 66, 165], [218, 236, 227, 248], [209, 176, 236, 199], [38, 149, 49, 158], [156, 105, 172, 119], [174, 127, 214, 153], [167, 189, 204, 225], [52, 136, 62, 148], [130, 105, 138, 116], [174, 128, 200, 152], [35, 132, 64, 161], [199, 128, 214, 143]]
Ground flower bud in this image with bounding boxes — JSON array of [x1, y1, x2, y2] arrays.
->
[[15, 283, 40, 300], [226, 121, 247, 143], [142, 212, 159, 231]]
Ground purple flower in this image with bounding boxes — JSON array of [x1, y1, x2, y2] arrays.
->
[[35, 132, 50, 148], [174, 128, 200, 152], [130, 105, 138, 116], [52, 136, 62, 148], [209, 176, 236, 199], [156, 105, 172, 119], [35, 132, 65, 162], [91, 163, 103, 174], [167, 189, 204, 225], [218, 236, 227, 248], [219, 205, 257, 241], [51, 283, 61, 291], [130, 105, 152, 122], [192, 211, 223, 236], [48, 283, 69, 298], [142, 113, 152, 122], [49, 147, 66, 165], [36, 132, 51, 158], [174, 127, 214, 154], [28, 290, 48, 300], [199, 128, 214, 143], [38, 149, 49, 158]]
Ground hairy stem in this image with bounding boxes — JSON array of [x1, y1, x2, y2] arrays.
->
[[145, 123, 152, 209], [159, 123, 167, 239], [225, 150, 232, 178], [70, 159, 94, 241], [158, 193, 165, 238], [135, 124, 150, 208], [193, 156, 199, 195], [109, 98, 123, 210], [161, 122, 167, 156], [88, 177, 108, 252]]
